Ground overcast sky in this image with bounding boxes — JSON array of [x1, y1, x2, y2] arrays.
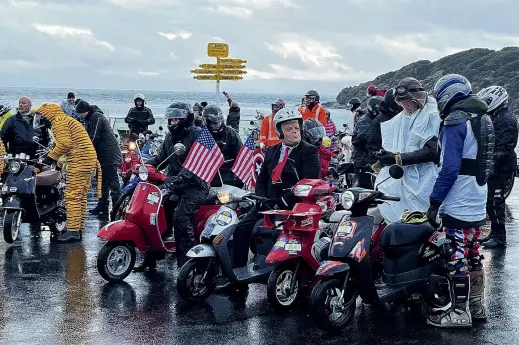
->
[[1, 0, 518, 95]]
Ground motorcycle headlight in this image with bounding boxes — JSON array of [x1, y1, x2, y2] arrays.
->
[[128, 142, 137, 151], [9, 161, 21, 174], [340, 191, 355, 210], [294, 184, 312, 197], [217, 192, 232, 204], [138, 165, 148, 181]]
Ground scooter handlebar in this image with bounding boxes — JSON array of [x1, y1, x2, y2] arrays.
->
[[380, 195, 400, 202], [244, 194, 268, 202]]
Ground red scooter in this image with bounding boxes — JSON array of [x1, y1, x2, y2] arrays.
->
[[263, 179, 338, 309], [96, 143, 222, 282]]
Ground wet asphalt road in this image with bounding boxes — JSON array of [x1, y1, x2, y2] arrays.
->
[[0, 187, 518, 345]]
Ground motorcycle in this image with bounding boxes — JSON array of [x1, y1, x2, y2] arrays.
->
[[310, 165, 453, 333], [96, 144, 228, 282], [262, 179, 338, 309], [112, 134, 168, 221], [176, 190, 271, 303], [0, 150, 66, 243]]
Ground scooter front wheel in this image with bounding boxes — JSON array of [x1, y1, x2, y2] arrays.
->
[[177, 258, 217, 303], [267, 264, 300, 310], [310, 279, 357, 333], [3, 210, 21, 244], [97, 242, 136, 282], [111, 193, 132, 221]]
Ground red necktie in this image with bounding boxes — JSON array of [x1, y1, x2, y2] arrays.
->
[[272, 147, 290, 183]]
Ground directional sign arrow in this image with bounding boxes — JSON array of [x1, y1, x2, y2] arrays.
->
[[219, 75, 244, 80], [219, 58, 247, 64], [199, 64, 246, 69], [193, 75, 243, 80], [191, 69, 247, 75], [219, 70, 247, 75], [191, 69, 219, 74]]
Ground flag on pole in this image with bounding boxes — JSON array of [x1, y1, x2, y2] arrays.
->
[[250, 148, 265, 189], [231, 130, 256, 187], [182, 126, 224, 183]]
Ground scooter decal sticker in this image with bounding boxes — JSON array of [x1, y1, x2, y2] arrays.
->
[[201, 222, 216, 238], [349, 238, 367, 262], [273, 237, 288, 250], [147, 191, 160, 204], [216, 211, 233, 226], [284, 239, 302, 254], [429, 231, 447, 247], [300, 217, 313, 227], [335, 219, 357, 239]]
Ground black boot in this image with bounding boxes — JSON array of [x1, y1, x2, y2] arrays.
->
[[52, 230, 82, 243], [89, 200, 106, 215], [478, 223, 496, 243], [483, 223, 506, 248], [427, 275, 472, 328], [133, 253, 157, 272]]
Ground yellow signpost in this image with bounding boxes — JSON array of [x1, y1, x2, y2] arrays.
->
[[191, 43, 247, 103]]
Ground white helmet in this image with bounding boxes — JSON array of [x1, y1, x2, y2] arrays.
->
[[476, 86, 508, 113], [134, 93, 145, 102], [274, 107, 303, 137]]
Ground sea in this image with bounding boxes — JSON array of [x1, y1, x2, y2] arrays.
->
[[0, 87, 354, 139]]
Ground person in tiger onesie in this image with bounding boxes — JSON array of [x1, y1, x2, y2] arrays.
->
[[37, 104, 98, 243]]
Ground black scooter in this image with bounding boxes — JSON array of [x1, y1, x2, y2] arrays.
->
[[310, 165, 454, 332], [0, 149, 66, 243]]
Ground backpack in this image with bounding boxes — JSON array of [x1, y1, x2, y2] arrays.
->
[[441, 111, 495, 186]]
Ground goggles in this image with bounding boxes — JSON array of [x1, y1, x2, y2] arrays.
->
[[395, 86, 425, 100], [165, 108, 189, 119]]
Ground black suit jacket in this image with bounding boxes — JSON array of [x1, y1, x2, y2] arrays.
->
[[256, 140, 320, 207]]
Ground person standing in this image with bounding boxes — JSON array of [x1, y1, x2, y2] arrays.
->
[[427, 74, 493, 328], [125, 93, 155, 136], [259, 99, 285, 149], [300, 90, 327, 126], [367, 88, 403, 155], [476, 86, 519, 248], [61, 91, 77, 118], [37, 104, 98, 243], [75, 100, 122, 219], [223, 91, 240, 133], [324, 109, 337, 137]]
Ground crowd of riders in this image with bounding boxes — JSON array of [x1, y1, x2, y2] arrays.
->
[[0, 73, 517, 329]]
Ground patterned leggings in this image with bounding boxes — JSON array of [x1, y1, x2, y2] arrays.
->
[[65, 168, 95, 231], [444, 227, 482, 275]]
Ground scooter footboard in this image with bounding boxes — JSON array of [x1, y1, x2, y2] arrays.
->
[[316, 260, 350, 277], [187, 244, 217, 258], [97, 220, 148, 252]]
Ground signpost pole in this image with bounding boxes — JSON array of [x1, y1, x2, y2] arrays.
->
[[216, 57, 221, 106]]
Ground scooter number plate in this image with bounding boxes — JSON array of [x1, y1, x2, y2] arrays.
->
[[285, 243, 301, 252], [147, 193, 160, 203], [216, 212, 232, 225]]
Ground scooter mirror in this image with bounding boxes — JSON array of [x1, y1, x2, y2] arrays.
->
[[388, 165, 404, 179], [32, 136, 40, 142], [159, 126, 163, 130], [343, 123, 347, 127], [173, 143, 186, 155], [138, 133, 146, 141]]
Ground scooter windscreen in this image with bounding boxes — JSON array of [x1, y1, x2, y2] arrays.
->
[[200, 205, 238, 241]]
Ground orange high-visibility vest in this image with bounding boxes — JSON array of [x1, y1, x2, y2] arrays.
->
[[259, 113, 282, 147], [301, 103, 327, 126]]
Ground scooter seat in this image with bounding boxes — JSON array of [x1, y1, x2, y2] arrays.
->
[[36, 170, 61, 186], [380, 221, 435, 246]]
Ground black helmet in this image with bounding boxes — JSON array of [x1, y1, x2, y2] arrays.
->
[[202, 105, 225, 133], [347, 97, 361, 111], [367, 96, 384, 115], [383, 88, 403, 114], [303, 119, 325, 146], [304, 90, 320, 106], [164, 102, 193, 134]]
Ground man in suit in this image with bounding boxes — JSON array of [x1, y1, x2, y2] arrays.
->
[[230, 108, 321, 275]]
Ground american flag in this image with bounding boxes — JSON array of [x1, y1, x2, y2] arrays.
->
[[231, 130, 256, 187], [182, 126, 224, 183]]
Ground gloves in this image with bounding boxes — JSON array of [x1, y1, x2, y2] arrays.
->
[[427, 198, 442, 229], [375, 150, 396, 167]]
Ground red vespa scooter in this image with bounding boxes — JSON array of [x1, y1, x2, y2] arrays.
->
[[262, 178, 337, 310], [96, 143, 222, 283]]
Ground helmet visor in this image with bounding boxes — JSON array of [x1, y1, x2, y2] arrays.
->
[[394, 86, 425, 102], [165, 108, 189, 120], [305, 95, 318, 105]]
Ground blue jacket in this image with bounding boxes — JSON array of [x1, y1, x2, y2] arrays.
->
[[430, 98, 488, 228]]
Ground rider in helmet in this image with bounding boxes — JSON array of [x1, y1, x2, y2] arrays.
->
[[136, 102, 209, 271], [220, 108, 321, 293], [192, 103, 204, 127], [367, 88, 404, 156], [476, 86, 518, 248], [300, 90, 327, 126], [259, 99, 285, 149], [202, 105, 243, 187], [303, 119, 331, 178], [347, 97, 364, 125], [0, 103, 13, 130], [351, 96, 383, 188], [367, 84, 387, 97], [124, 93, 155, 136], [427, 74, 493, 328]]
